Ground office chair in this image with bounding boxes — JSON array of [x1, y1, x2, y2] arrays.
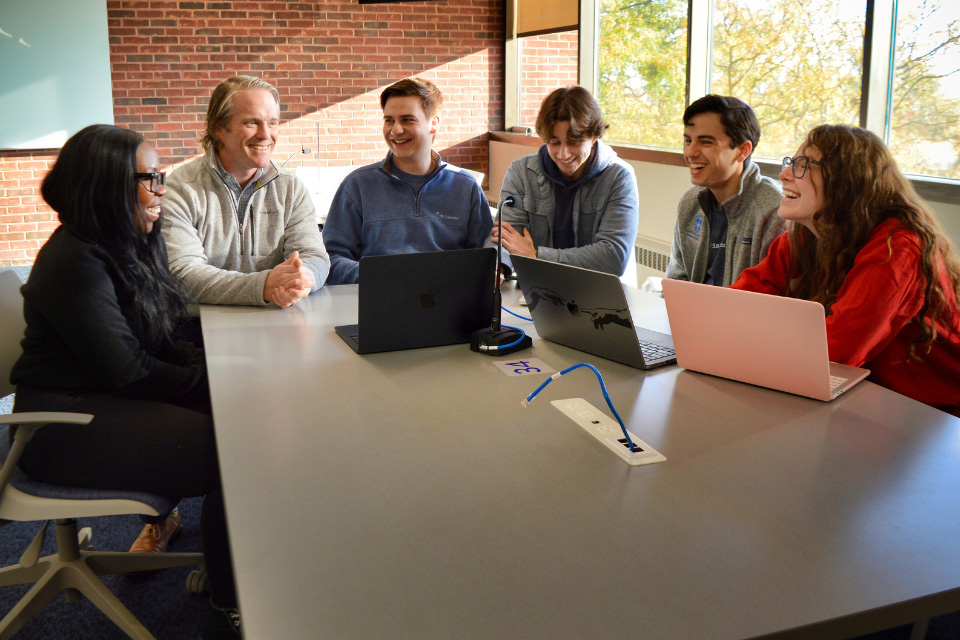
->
[[0, 269, 206, 640]]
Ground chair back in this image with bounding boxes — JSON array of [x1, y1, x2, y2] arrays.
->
[[0, 270, 26, 398]]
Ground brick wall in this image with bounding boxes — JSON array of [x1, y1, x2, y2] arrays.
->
[[0, 0, 505, 266], [518, 30, 578, 129]]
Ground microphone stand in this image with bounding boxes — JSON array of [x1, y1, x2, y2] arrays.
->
[[470, 196, 533, 356], [279, 146, 312, 169]]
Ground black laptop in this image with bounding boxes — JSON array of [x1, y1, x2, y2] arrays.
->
[[511, 255, 675, 370], [335, 248, 497, 354]]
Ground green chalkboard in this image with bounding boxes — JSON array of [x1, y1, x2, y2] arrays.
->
[[0, 0, 113, 150]]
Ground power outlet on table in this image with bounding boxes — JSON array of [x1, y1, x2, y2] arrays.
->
[[551, 398, 666, 466]]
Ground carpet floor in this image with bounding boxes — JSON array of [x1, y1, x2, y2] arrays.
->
[[0, 497, 207, 639]]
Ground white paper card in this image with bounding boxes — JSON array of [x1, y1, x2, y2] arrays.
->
[[493, 358, 556, 377]]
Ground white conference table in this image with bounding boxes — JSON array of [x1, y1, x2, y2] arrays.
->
[[200, 284, 960, 640]]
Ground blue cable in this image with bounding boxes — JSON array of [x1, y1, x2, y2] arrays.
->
[[493, 324, 527, 350], [477, 324, 528, 352], [521, 362, 637, 452], [502, 306, 532, 322]]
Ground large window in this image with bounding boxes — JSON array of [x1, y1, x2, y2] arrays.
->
[[590, 0, 960, 181], [889, 0, 960, 179], [597, 0, 688, 148], [711, 0, 865, 160]]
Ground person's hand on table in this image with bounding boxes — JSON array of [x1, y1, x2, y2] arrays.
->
[[263, 251, 314, 308]]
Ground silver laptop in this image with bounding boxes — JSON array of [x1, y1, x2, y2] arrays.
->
[[661, 279, 870, 401], [511, 256, 675, 370]]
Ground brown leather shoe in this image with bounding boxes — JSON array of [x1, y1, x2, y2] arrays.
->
[[129, 508, 182, 553]]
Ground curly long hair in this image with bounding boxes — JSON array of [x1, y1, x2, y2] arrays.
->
[[785, 124, 960, 360], [41, 124, 188, 350]]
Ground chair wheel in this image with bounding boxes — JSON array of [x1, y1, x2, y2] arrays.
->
[[186, 569, 208, 594]]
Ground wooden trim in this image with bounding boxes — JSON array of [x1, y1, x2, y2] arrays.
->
[[487, 131, 959, 204], [517, 25, 578, 38], [517, 0, 578, 38], [489, 130, 543, 148]]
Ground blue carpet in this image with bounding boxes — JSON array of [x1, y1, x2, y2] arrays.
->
[[0, 497, 207, 639]]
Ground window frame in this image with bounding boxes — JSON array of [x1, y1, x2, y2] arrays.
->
[[504, 0, 959, 204]]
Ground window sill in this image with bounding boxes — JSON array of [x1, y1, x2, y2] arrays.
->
[[487, 132, 960, 205]]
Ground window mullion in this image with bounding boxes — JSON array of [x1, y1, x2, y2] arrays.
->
[[580, 0, 599, 94], [861, 0, 896, 139], [505, 0, 520, 130], [687, 0, 712, 105]]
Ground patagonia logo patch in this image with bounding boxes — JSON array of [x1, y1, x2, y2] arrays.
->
[[741, 237, 753, 245]]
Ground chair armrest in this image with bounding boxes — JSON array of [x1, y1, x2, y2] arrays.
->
[[0, 412, 94, 495], [0, 412, 94, 442], [0, 412, 95, 428]]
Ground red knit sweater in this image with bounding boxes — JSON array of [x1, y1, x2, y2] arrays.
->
[[731, 220, 960, 417]]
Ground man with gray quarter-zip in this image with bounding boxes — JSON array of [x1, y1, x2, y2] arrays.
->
[[162, 75, 329, 307]]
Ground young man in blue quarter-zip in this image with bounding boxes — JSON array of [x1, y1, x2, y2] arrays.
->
[[322, 78, 493, 285]]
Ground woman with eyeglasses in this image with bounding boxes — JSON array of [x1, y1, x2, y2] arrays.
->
[[731, 124, 960, 416], [10, 124, 240, 637]]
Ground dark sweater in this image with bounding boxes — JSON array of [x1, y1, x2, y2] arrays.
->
[[11, 226, 208, 409]]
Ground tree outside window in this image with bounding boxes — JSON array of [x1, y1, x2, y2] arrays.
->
[[889, 0, 960, 179], [710, 0, 864, 160], [597, 0, 688, 150], [595, 0, 960, 180]]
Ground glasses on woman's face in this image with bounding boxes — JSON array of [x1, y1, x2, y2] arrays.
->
[[134, 171, 165, 194], [781, 156, 821, 179]]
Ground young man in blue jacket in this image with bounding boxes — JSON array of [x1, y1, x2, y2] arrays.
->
[[322, 78, 493, 284]]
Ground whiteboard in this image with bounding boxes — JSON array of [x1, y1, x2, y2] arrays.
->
[[0, 0, 113, 150]]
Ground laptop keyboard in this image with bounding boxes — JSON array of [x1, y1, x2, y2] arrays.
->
[[830, 375, 848, 390], [640, 341, 676, 362]]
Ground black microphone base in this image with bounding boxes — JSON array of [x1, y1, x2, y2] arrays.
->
[[470, 327, 533, 356]]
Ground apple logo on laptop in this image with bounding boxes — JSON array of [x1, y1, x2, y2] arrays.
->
[[420, 292, 437, 309]]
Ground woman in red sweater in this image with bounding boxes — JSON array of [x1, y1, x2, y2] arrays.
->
[[731, 125, 960, 416]]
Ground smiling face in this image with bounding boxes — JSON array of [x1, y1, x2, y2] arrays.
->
[[382, 95, 438, 175], [215, 89, 280, 186], [683, 112, 752, 204], [778, 143, 824, 234], [135, 143, 164, 234], [546, 121, 598, 180]]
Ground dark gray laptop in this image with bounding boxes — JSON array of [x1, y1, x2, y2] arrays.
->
[[335, 248, 497, 354], [511, 256, 675, 370]]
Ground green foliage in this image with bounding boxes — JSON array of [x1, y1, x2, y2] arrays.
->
[[597, 0, 688, 147], [596, 0, 960, 178], [712, 0, 863, 160], [889, 0, 960, 178]]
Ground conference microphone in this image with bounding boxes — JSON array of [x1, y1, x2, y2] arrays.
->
[[279, 146, 312, 168], [470, 195, 533, 355]]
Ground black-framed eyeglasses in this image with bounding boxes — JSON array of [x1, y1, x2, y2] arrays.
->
[[134, 171, 166, 193], [781, 156, 821, 179]]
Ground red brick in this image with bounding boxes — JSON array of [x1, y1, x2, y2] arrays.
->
[[0, 0, 504, 263]]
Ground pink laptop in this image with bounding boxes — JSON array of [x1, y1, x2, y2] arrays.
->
[[661, 279, 870, 401]]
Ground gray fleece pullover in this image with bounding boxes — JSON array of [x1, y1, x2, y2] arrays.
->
[[161, 152, 329, 306], [666, 161, 785, 287]]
